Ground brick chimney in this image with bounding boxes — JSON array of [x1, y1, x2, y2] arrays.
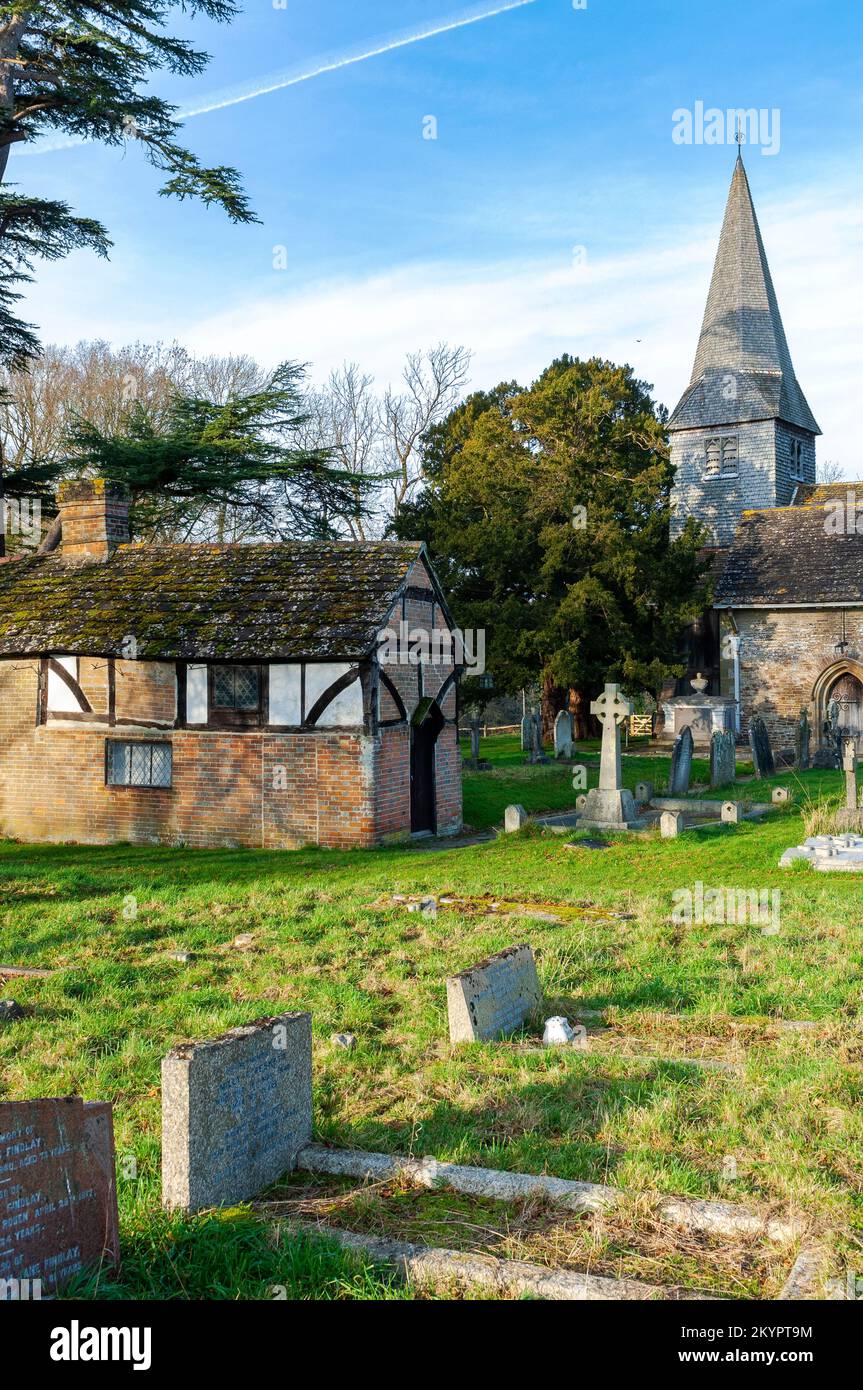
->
[[58, 478, 130, 560]]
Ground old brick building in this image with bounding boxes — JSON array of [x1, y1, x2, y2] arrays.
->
[[0, 479, 462, 849], [668, 155, 863, 750]]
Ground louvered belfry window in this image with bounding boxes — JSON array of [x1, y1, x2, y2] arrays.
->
[[705, 435, 738, 479], [107, 741, 172, 788]]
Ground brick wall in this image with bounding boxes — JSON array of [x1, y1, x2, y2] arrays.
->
[[0, 645, 462, 848], [0, 660, 380, 849]]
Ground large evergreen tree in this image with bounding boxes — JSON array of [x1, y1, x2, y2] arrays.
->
[[0, 1, 255, 551], [396, 356, 712, 736], [62, 362, 370, 543]]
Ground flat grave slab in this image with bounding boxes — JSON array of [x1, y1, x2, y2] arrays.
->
[[0, 1095, 119, 1296], [780, 833, 863, 872]]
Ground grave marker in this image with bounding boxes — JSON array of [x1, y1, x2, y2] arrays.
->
[[554, 710, 574, 758], [504, 804, 529, 833], [162, 1012, 312, 1213], [0, 1096, 119, 1296], [795, 709, 811, 771], [710, 729, 736, 789], [669, 726, 694, 795], [446, 945, 542, 1043], [577, 683, 642, 830], [660, 811, 684, 839], [843, 738, 858, 810], [721, 801, 741, 824], [749, 716, 775, 779]]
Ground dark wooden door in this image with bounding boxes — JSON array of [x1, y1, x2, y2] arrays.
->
[[830, 674, 863, 737], [410, 702, 443, 833]]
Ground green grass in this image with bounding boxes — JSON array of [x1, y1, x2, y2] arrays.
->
[[462, 732, 845, 826], [1, 733, 861, 1299]]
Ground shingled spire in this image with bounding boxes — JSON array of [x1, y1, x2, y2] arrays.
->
[[669, 155, 820, 434]]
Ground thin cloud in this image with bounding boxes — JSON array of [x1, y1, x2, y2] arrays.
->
[[20, 0, 539, 155]]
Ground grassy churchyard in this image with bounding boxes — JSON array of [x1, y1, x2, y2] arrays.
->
[[1, 733, 861, 1300]]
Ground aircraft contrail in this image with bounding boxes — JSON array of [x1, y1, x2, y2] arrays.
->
[[20, 0, 539, 154]]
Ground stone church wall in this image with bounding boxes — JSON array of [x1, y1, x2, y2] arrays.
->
[[727, 607, 863, 748]]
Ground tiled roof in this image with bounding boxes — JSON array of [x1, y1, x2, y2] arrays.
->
[[791, 482, 862, 506], [669, 157, 820, 436], [0, 541, 425, 660], [714, 506, 863, 607]]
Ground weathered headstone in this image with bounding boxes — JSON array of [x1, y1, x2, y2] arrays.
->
[[634, 780, 654, 804], [162, 1012, 312, 1213], [526, 710, 549, 765], [710, 729, 736, 789], [469, 716, 481, 765], [843, 738, 858, 810], [520, 714, 532, 751], [749, 716, 775, 779], [577, 684, 642, 830], [772, 786, 790, 804], [446, 945, 542, 1043], [721, 801, 741, 824], [660, 810, 684, 839], [669, 725, 694, 796], [795, 708, 811, 771], [504, 803, 529, 833], [554, 710, 574, 758], [0, 1096, 119, 1296]]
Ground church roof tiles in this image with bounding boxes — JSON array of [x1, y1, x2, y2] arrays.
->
[[669, 157, 820, 436], [714, 504, 863, 607]]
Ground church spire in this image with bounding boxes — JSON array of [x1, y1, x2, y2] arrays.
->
[[669, 156, 820, 435]]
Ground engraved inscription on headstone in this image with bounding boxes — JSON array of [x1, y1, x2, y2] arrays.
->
[[161, 1012, 312, 1213], [0, 1096, 119, 1296], [446, 945, 542, 1043]]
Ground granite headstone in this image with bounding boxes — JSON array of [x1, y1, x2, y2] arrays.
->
[[162, 1012, 312, 1213]]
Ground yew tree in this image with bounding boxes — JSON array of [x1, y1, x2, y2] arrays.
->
[[396, 356, 711, 737]]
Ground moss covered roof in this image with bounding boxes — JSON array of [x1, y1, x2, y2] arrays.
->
[[714, 506, 863, 607], [0, 540, 424, 660]]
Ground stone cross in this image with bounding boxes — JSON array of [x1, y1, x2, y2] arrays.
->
[[843, 737, 858, 810], [591, 683, 633, 791]]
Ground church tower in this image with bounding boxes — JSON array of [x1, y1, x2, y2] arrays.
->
[[669, 155, 820, 548]]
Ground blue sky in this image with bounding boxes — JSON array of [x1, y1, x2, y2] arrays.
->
[[15, 0, 863, 467]]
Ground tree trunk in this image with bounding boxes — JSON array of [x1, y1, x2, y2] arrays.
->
[[571, 688, 600, 742], [541, 673, 567, 744]]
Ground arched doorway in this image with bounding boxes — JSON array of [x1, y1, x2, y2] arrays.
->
[[813, 660, 863, 747], [410, 698, 444, 833]]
